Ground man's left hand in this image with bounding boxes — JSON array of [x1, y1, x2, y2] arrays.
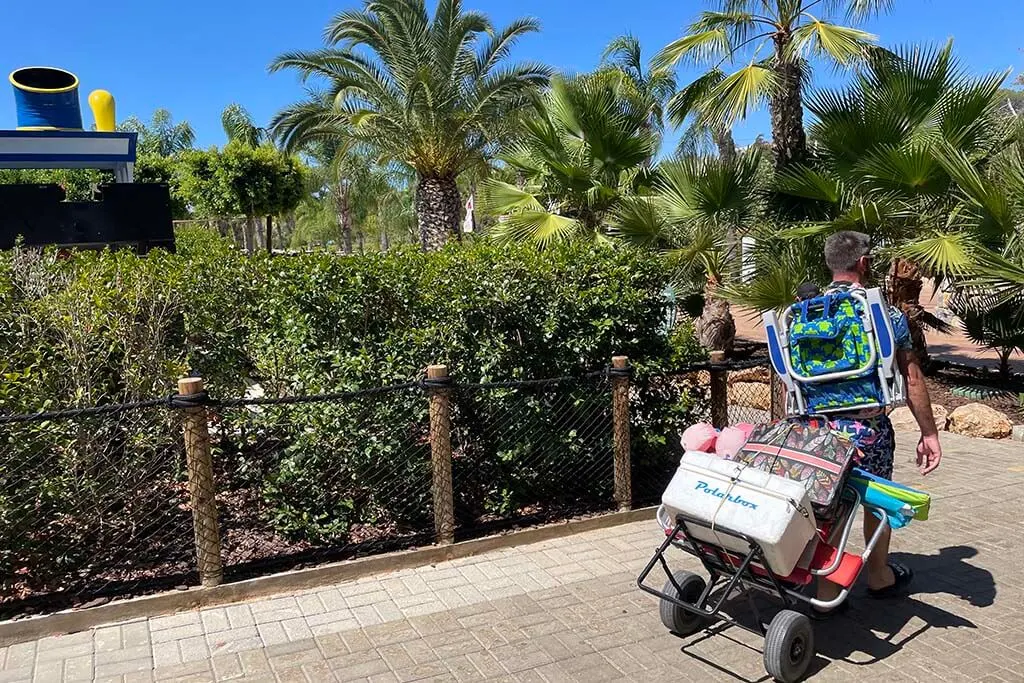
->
[[917, 433, 942, 475]]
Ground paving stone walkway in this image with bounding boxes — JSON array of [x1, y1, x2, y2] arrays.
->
[[2, 431, 1021, 682]]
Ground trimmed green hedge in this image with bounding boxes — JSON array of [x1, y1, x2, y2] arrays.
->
[[0, 232, 705, 598]]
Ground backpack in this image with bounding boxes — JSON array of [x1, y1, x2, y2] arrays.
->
[[762, 285, 905, 416], [733, 416, 858, 520]]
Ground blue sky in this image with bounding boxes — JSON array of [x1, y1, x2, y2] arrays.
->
[[3, 0, 1023, 151]]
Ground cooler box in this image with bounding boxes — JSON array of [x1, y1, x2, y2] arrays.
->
[[661, 452, 818, 575]]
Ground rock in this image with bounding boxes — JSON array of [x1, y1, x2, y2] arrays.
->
[[728, 367, 770, 385], [1014, 425, 1024, 443], [948, 403, 1013, 439], [729, 382, 772, 411], [889, 404, 948, 432]]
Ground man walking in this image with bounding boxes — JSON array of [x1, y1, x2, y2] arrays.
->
[[814, 231, 942, 616]]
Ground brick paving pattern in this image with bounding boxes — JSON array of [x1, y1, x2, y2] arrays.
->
[[1, 431, 1021, 682]]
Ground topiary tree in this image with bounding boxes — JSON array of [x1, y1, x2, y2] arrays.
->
[[178, 144, 307, 252], [217, 143, 306, 253]]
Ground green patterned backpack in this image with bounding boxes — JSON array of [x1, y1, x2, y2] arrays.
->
[[786, 289, 884, 412]]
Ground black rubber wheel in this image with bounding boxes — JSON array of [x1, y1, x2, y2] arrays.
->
[[763, 610, 815, 683], [659, 570, 708, 636]]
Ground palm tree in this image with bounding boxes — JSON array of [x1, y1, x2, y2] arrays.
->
[[598, 34, 676, 159], [611, 148, 767, 352], [222, 103, 269, 148], [479, 75, 657, 246], [654, 0, 892, 170], [119, 109, 195, 157], [269, 0, 551, 251], [732, 41, 1016, 362]]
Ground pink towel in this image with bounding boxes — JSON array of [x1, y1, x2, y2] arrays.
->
[[733, 422, 756, 439], [681, 423, 718, 452], [715, 427, 748, 460]]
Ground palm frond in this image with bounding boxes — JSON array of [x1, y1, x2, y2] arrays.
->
[[666, 69, 726, 128], [489, 210, 584, 248], [844, 0, 897, 21], [477, 179, 544, 213], [699, 62, 776, 130], [473, 17, 542, 79], [607, 196, 668, 247], [601, 34, 644, 75], [934, 142, 1015, 241], [774, 164, 844, 203], [221, 103, 267, 148], [895, 231, 979, 277], [652, 30, 729, 71], [691, 10, 761, 49], [789, 17, 877, 67]]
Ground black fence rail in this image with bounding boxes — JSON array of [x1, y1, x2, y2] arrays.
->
[[0, 357, 772, 619]]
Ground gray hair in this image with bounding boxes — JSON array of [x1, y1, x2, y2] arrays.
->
[[824, 231, 871, 273]]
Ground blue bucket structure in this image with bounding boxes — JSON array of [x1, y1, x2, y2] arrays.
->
[[9, 66, 83, 130]]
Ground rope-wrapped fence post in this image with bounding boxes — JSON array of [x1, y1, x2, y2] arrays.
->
[[177, 377, 223, 587], [611, 356, 632, 511], [709, 350, 729, 429], [426, 365, 455, 546]]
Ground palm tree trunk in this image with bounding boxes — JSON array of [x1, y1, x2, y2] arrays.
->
[[712, 126, 737, 164], [695, 276, 736, 354], [888, 258, 930, 365], [379, 229, 389, 252], [335, 185, 352, 254], [998, 348, 1012, 381], [416, 174, 461, 251], [265, 215, 273, 254], [769, 34, 808, 170]]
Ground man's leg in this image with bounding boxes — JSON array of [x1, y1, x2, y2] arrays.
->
[[859, 416, 911, 594], [863, 508, 895, 591], [816, 414, 899, 607]]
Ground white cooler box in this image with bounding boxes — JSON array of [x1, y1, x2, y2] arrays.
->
[[661, 451, 818, 576]]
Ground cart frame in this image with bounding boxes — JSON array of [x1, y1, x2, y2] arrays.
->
[[635, 488, 891, 680]]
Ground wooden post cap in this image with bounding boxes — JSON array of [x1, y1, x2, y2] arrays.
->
[[177, 377, 204, 395]]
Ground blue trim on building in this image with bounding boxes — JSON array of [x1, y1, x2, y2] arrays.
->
[[0, 153, 133, 163], [0, 130, 138, 165], [0, 130, 136, 140]]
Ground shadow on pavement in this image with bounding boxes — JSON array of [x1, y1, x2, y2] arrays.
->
[[666, 544, 994, 681]]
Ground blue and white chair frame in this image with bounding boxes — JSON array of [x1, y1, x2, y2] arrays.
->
[[762, 287, 906, 417]]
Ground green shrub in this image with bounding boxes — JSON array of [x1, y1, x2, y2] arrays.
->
[[0, 234, 705, 586]]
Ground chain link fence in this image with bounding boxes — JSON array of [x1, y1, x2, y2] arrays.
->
[[0, 358, 771, 618], [210, 386, 434, 581], [450, 374, 615, 537], [630, 361, 775, 506], [0, 406, 194, 619]]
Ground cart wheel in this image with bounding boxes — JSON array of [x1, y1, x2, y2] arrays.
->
[[763, 610, 815, 683], [659, 570, 708, 636]]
